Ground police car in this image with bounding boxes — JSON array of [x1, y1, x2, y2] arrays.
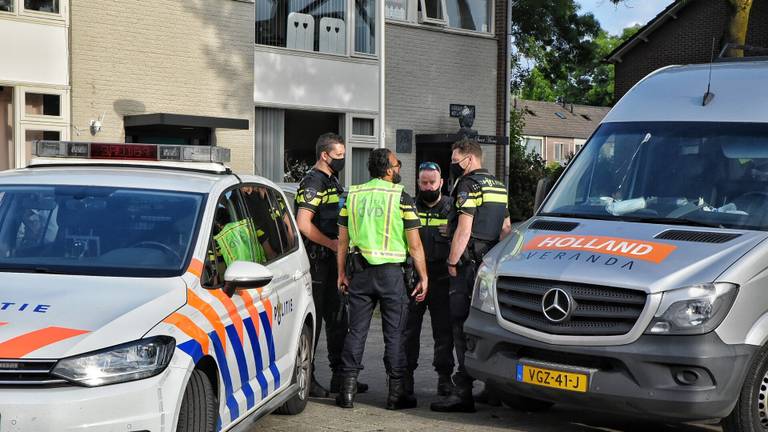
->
[[0, 141, 315, 432]]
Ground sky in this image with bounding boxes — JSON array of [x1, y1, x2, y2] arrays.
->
[[577, 0, 672, 36]]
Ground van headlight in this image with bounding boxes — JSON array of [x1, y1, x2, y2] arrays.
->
[[645, 283, 738, 335], [52, 336, 175, 387], [471, 262, 497, 314]]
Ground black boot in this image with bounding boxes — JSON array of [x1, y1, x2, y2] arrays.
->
[[309, 372, 329, 398], [335, 375, 357, 409], [437, 374, 453, 397], [331, 372, 369, 394], [386, 376, 417, 410], [430, 377, 475, 413]]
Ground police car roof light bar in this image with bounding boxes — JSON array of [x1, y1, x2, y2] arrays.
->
[[32, 140, 231, 164]]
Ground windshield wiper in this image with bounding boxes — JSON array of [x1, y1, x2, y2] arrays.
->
[[538, 212, 620, 222], [0, 266, 60, 274], [623, 216, 724, 229]]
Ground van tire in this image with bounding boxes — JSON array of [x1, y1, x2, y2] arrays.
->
[[722, 344, 768, 432], [177, 369, 217, 432], [275, 324, 312, 415]]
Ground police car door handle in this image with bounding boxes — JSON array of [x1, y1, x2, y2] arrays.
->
[[293, 270, 306, 281]]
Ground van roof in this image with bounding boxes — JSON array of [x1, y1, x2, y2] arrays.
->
[[603, 60, 768, 124]]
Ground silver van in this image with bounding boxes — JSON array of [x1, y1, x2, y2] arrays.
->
[[465, 60, 768, 431]]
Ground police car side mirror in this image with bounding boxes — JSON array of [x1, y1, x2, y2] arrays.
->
[[222, 261, 274, 297]]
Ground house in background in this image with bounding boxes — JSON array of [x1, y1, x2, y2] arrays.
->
[[606, 0, 768, 100], [516, 99, 609, 164]]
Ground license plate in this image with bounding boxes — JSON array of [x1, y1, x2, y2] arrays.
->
[[516, 364, 588, 393]]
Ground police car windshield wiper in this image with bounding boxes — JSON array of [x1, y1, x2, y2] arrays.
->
[[0, 266, 58, 274], [622, 216, 724, 229], [538, 212, 621, 222]]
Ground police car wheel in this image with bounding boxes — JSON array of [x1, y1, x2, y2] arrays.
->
[[276, 324, 312, 415], [176, 369, 217, 432], [723, 344, 768, 432]]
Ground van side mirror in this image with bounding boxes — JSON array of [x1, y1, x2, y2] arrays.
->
[[222, 261, 274, 297], [534, 178, 553, 213]]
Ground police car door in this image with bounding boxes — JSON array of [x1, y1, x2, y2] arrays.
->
[[240, 184, 303, 391]]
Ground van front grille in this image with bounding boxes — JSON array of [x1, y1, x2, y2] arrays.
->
[[0, 359, 67, 386], [496, 277, 647, 336]]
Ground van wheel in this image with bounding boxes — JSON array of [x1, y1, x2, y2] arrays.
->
[[275, 324, 312, 415], [176, 369, 217, 432], [723, 344, 768, 432]]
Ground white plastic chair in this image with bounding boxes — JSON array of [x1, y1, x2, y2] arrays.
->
[[319, 17, 346, 54], [287, 12, 314, 51]]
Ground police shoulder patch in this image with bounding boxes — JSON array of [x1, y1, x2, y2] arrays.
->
[[303, 188, 318, 202], [457, 191, 469, 207]]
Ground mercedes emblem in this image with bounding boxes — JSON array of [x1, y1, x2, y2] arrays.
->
[[541, 288, 574, 323]]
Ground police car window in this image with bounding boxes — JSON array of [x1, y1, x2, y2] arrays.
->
[[267, 187, 299, 255], [240, 185, 287, 262], [0, 186, 203, 277]]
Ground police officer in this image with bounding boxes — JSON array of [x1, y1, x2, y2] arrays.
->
[[403, 161, 455, 398], [295, 133, 367, 397], [431, 138, 512, 413], [335, 148, 429, 410]]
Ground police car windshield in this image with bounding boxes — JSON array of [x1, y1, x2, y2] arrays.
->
[[0, 185, 204, 277], [542, 122, 768, 231]]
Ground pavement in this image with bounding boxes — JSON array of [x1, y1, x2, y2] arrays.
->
[[257, 311, 723, 432]]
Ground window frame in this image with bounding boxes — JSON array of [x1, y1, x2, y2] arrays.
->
[[240, 183, 300, 263], [418, 0, 448, 26], [21, 89, 66, 123], [522, 135, 544, 158], [20, 0, 65, 21], [352, 0, 378, 57], [349, 114, 378, 142], [20, 124, 67, 168]]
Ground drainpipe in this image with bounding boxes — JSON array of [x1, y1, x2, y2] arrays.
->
[[504, 0, 513, 187], [379, 0, 386, 149]]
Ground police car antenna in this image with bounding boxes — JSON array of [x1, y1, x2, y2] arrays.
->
[[703, 37, 716, 106]]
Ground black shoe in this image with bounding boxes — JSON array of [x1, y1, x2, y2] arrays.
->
[[430, 393, 476, 413], [331, 373, 369, 394], [335, 376, 357, 409], [309, 373, 330, 398], [474, 388, 501, 406], [437, 374, 453, 397], [386, 376, 417, 410]]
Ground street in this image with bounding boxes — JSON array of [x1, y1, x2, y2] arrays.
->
[[258, 313, 723, 432]]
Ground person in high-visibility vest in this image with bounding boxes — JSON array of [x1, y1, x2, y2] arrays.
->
[[335, 148, 428, 410]]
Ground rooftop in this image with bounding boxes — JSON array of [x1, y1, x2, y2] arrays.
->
[[515, 99, 610, 139]]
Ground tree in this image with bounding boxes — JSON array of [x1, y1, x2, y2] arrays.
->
[[611, 0, 754, 58]]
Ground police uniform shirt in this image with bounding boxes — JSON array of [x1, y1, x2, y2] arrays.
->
[[416, 195, 453, 264], [338, 191, 421, 232], [452, 169, 509, 241], [296, 168, 343, 240]]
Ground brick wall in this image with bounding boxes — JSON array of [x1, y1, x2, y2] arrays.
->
[[615, 0, 768, 100], [70, 0, 255, 174], [385, 23, 498, 194]]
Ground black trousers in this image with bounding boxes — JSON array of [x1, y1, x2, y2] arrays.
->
[[403, 268, 454, 376], [340, 263, 409, 379], [448, 262, 476, 387], [310, 254, 347, 373]]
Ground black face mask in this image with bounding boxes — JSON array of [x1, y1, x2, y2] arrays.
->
[[449, 161, 466, 179], [419, 189, 440, 203], [328, 156, 345, 174], [392, 172, 402, 184]]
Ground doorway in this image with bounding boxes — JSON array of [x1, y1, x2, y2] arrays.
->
[[283, 110, 342, 181], [416, 141, 453, 194]]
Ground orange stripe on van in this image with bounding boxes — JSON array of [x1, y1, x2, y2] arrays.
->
[[237, 291, 261, 336], [186, 289, 227, 351], [0, 327, 89, 358], [210, 290, 244, 343], [164, 313, 210, 354], [187, 259, 204, 278]]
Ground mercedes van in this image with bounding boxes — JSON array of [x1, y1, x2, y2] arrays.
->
[[465, 60, 768, 431]]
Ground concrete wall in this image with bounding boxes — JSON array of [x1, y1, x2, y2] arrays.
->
[[70, 0, 255, 173], [0, 19, 68, 86], [385, 23, 498, 194]]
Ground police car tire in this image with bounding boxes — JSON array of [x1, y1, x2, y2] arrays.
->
[[177, 369, 217, 432], [722, 344, 768, 432], [275, 324, 312, 415]]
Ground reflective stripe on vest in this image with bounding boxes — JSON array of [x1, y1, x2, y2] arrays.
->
[[347, 179, 407, 265]]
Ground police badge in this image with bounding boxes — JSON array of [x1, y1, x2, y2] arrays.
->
[[457, 191, 469, 207], [303, 188, 318, 202]]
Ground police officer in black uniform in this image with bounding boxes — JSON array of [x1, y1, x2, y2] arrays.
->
[[295, 133, 367, 397], [403, 161, 455, 398], [431, 138, 512, 413]]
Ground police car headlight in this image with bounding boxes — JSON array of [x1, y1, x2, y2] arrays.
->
[[52, 336, 175, 387], [645, 283, 738, 335], [471, 262, 497, 314]]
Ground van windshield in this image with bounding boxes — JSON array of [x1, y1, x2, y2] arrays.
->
[[0, 186, 204, 277], [542, 122, 768, 231]]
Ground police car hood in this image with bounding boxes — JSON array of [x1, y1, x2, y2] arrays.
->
[[0, 273, 186, 359], [490, 218, 768, 294]]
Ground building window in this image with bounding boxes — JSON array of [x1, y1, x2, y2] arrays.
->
[[554, 142, 564, 162], [257, 0, 347, 54], [0, 0, 13, 12], [419, 0, 447, 25], [24, 0, 58, 13], [351, 147, 372, 185], [0, 87, 13, 171], [24, 93, 61, 117], [352, 117, 375, 136], [355, 0, 376, 55], [523, 137, 542, 158], [385, 0, 407, 20], [445, 0, 491, 32]]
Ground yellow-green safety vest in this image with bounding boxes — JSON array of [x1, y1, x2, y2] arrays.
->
[[346, 178, 408, 265]]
